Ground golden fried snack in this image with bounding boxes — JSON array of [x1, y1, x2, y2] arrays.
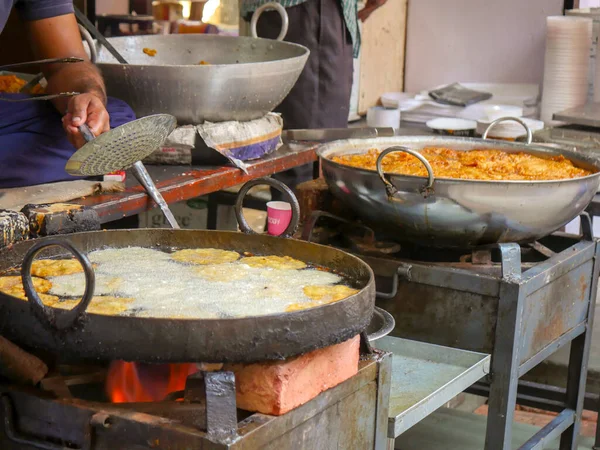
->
[[194, 264, 248, 281], [31, 259, 84, 277], [0, 75, 26, 93], [240, 255, 307, 270], [171, 248, 240, 265], [332, 148, 594, 181], [286, 301, 320, 312], [6, 288, 59, 304], [0, 276, 52, 294], [198, 60, 210, 65], [303, 284, 358, 303], [43, 296, 134, 316], [143, 48, 157, 56], [286, 285, 357, 312]]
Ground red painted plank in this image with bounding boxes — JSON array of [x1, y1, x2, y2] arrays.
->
[[72, 143, 318, 223]]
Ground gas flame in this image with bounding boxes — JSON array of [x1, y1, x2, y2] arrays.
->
[[106, 362, 198, 403]]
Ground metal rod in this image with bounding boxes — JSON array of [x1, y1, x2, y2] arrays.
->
[[131, 161, 180, 229], [74, 6, 129, 64], [0, 92, 79, 102], [521, 409, 575, 450], [0, 57, 84, 71]]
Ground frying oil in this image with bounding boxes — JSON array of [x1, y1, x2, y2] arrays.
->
[[46, 247, 346, 319]]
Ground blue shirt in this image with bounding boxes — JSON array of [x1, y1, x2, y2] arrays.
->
[[0, 0, 74, 34]]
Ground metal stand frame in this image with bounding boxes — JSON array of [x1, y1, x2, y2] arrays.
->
[[479, 215, 599, 450]]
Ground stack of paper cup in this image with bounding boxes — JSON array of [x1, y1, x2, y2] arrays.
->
[[540, 16, 592, 125], [366, 106, 401, 128]]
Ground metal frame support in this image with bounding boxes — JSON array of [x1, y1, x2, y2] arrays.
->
[[483, 233, 599, 450], [560, 232, 599, 449]]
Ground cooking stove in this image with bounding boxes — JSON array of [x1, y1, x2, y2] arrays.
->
[[301, 210, 600, 450], [0, 345, 392, 450]]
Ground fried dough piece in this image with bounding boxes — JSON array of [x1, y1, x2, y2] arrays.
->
[[194, 263, 248, 281], [240, 255, 306, 270], [43, 296, 134, 315], [286, 285, 358, 312], [5, 288, 59, 304], [31, 259, 84, 277], [286, 301, 321, 312], [303, 284, 358, 303], [171, 248, 240, 265], [143, 48, 157, 56], [0, 276, 52, 294]]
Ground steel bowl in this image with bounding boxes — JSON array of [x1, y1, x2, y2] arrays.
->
[[317, 134, 600, 248], [90, 31, 308, 124]]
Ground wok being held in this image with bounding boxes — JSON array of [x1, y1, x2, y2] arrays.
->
[[0, 1, 135, 189]]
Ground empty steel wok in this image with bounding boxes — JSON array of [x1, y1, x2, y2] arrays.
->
[[317, 118, 600, 248], [0, 179, 374, 364], [86, 3, 309, 124]]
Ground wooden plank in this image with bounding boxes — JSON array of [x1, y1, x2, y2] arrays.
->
[[357, 0, 408, 115], [71, 143, 318, 224]]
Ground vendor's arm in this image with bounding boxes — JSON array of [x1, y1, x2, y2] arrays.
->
[[26, 13, 109, 148]]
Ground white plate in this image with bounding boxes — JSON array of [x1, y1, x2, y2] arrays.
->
[[426, 118, 477, 131]]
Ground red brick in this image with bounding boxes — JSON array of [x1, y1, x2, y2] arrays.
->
[[223, 336, 360, 415]]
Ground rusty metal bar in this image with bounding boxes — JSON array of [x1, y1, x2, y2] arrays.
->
[[518, 323, 587, 378], [374, 352, 392, 450], [521, 242, 595, 293], [520, 409, 576, 450], [559, 240, 600, 450]]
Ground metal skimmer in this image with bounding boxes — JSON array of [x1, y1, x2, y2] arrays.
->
[[66, 114, 180, 228]]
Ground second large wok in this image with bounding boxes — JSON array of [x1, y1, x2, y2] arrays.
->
[[317, 134, 600, 249]]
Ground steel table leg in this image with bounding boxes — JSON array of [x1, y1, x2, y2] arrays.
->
[[485, 283, 525, 450], [559, 239, 600, 450]]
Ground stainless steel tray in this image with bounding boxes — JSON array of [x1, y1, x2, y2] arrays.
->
[[553, 103, 600, 128], [374, 336, 491, 438]]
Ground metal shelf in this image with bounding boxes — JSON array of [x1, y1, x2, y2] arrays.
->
[[374, 336, 491, 439]]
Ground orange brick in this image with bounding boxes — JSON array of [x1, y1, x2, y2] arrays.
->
[[223, 336, 360, 415]]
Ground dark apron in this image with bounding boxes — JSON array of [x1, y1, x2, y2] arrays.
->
[[251, 0, 354, 200], [0, 97, 135, 189]]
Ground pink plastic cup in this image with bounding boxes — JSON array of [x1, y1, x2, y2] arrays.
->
[[267, 201, 292, 236]]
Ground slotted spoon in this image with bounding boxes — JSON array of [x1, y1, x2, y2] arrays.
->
[[66, 114, 180, 229]]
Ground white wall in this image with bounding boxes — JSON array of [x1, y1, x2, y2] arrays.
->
[[404, 0, 564, 92]]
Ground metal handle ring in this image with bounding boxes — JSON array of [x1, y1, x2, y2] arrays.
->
[[250, 2, 289, 41], [234, 177, 300, 238], [482, 116, 533, 145], [22, 238, 96, 331], [79, 24, 97, 65], [376, 146, 435, 198], [366, 307, 396, 343]]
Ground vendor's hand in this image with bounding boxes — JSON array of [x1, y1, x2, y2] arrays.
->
[[358, 0, 387, 22], [62, 93, 110, 149]]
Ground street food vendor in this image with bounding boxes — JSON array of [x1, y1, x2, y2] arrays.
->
[[0, 1, 135, 189], [241, 0, 387, 200]]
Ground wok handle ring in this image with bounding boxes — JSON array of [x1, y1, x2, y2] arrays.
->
[[376, 146, 435, 198], [482, 116, 533, 144], [234, 177, 300, 238], [22, 238, 96, 331], [79, 24, 97, 65], [250, 2, 289, 41]]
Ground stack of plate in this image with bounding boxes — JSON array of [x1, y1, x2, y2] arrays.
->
[[476, 118, 544, 140], [540, 16, 592, 125]]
